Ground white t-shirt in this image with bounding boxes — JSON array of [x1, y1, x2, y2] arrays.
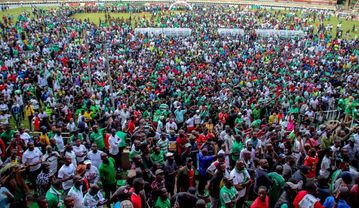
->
[[84, 166, 99, 185], [0, 114, 10, 125], [319, 155, 331, 179], [65, 151, 77, 168], [54, 135, 65, 153], [22, 147, 43, 172], [87, 150, 103, 169], [42, 152, 60, 176], [20, 132, 32, 146], [109, 135, 121, 155], [72, 145, 87, 163], [68, 185, 83, 208], [230, 168, 251, 198], [58, 164, 75, 190], [83, 191, 104, 208]]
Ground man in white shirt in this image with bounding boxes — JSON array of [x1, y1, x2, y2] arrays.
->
[[165, 118, 178, 134], [84, 160, 99, 185], [108, 129, 121, 170], [53, 130, 65, 153], [66, 118, 77, 133], [42, 145, 61, 176], [87, 144, 103, 169], [19, 128, 32, 146], [230, 160, 251, 202], [67, 175, 84, 208], [58, 156, 76, 193], [22, 142, 43, 187], [72, 139, 87, 164], [0, 112, 11, 126], [83, 185, 106, 208]]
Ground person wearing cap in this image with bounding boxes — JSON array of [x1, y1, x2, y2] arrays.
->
[[67, 175, 84, 208], [343, 137, 359, 162], [83, 160, 99, 185], [151, 169, 166, 203], [164, 152, 177, 196], [219, 174, 240, 208], [177, 157, 195, 192]]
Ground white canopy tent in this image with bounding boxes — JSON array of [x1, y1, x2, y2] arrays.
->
[[134, 28, 192, 37], [255, 29, 305, 38]]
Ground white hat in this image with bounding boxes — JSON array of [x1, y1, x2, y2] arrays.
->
[[165, 152, 174, 157], [84, 160, 92, 165]]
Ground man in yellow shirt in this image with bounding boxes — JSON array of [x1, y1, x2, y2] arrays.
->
[[25, 101, 35, 131]]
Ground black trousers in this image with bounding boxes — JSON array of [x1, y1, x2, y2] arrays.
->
[[198, 174, 208, 195]]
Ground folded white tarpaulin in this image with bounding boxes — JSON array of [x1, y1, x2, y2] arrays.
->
[[134, 28, 192, 37], [255, 29, 305, 38], [218, 28, 245, 36]]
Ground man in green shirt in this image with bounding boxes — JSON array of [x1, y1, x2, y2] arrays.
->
[[231, 135, 243, 164], [46, 179, 64, 208], [89, 125, 105, 150], [99, 153, 117, 201], [220, 175, 240, 208], [129, 140, 142, 161], [1, 126, 15, 144], [154, 188, 171, 208], [268, 165, 285, 208], [151, 146, 165, 166]]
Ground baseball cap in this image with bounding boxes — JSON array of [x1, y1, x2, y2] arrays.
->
[[155, 169, 164, 175]]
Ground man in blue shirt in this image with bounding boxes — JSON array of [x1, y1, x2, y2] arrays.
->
[[323, 187, 350, 208], [198, 148, 215, 196], [174, 106, 187, 129]]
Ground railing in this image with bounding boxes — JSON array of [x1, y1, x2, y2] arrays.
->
[[0, 0, 338, 10]]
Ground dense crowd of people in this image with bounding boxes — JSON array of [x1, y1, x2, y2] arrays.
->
[[0, 3, 358, 208]]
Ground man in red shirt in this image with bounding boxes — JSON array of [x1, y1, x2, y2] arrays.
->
[[251, 186, 270, 208], [131, 178, 145, 208], [304, 148, 319, 182]]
